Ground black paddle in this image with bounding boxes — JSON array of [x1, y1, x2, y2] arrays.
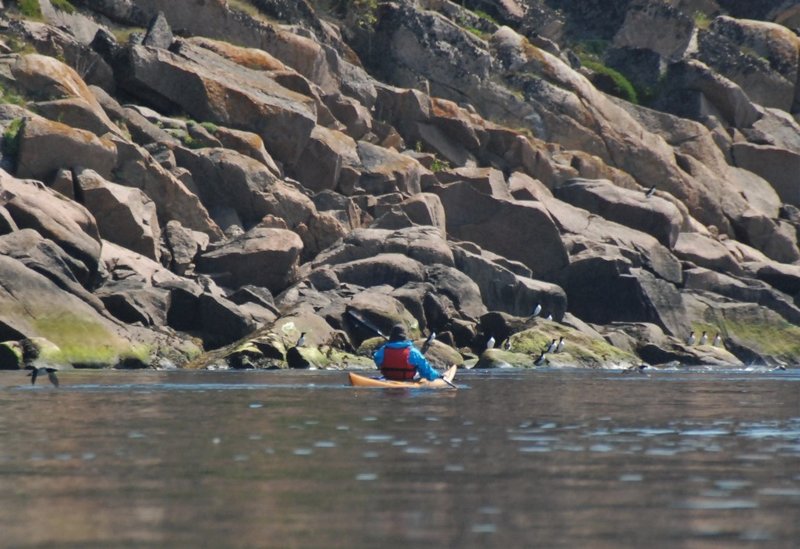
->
[[346, 309, 387, 340]]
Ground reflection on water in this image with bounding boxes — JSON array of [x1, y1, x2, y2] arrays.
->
[[0, 367, 798, 548]]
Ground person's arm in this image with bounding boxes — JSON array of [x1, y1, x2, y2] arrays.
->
[[408, 347, 440, 380], [372, 345, 385, 367]]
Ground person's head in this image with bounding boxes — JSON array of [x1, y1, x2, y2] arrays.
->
[[389, 324, 407, 342]]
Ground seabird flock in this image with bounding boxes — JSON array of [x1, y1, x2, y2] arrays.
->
[[685, 330, 721, 347]]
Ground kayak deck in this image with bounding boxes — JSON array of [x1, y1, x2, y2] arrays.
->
[[348, 365, 457, 389]]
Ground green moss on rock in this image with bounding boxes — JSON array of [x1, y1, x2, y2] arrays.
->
[[32, 314, 142, 367]]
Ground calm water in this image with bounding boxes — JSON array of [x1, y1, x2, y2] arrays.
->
[[0, 367, 798, 548]]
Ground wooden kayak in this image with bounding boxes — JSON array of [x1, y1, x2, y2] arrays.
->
[[348, 365, 457, 389]]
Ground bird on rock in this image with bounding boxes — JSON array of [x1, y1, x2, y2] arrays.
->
[[556, 336, 565, 353], [685, 332, 696, 345], [534, 351, 547, 366], [295, 332, 306, 347], [531, 303, 542, 317], [645, 185, 656, 198], [699, 331, 708, 345], [486, 335, 496, 350]]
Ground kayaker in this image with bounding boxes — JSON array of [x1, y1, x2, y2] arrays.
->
[[373, 324, 441, 382]]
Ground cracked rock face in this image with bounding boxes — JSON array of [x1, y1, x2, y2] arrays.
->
[[1, 0, 800, 369]]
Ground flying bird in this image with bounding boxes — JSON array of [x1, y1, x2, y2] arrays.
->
[[26, 365, 59, 387]]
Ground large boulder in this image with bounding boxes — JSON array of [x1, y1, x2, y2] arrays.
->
[[658, 59, 761, 128], [554, 178, 683, 248], [75, 168, 161, 261], [115, 41, 317, 165], [172, 146, 342, 256], [111, 138, 222, 239], [453, 244, 567, 319], [292, 125, 359, 193], [196, 227, 303, 293], [699, 16, 799, 112], [32, 97, 121, 137], [436, 166, 513, 200], [395, 193, 446, 235], [211, 126, 282, 176], [174, 146, 287, 229], [15, 116, 117, 182], [0, 254, 135, 365], [565, 255, 689, 337], [125, 0, 377, 103], [332, 253, 426, 288], [0, 229, 104, 312], [431, 180, 568, 281], [612, 1, 694, 61], [90, 85, 181, 147], [11, 54, 117, 131], [749, 261, 800, 297], [731, 143, 800, 207], [356, 141, 424, 195], [732, 211, 800, 264], [163, 220, 208, 276], [424, 264, 487, 321], [684, 267, 800, 325], [313, 226, 455, 269], [0, 171, 102, 284], [673, 232, 743, 275], [543, 197, 683, 284]]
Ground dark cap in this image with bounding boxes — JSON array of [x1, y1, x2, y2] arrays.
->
[[389, 324, 407, 342]]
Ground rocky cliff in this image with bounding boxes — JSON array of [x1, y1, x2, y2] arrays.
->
[[1, 0, 800, 371]]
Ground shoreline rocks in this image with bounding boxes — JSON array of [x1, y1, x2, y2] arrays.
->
[[1, 1, 800, 371]]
